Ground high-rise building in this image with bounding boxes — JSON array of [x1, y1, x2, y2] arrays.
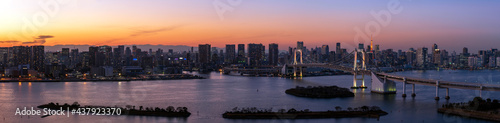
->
[[13, 46, 31, 66], [61, 48, 70, 58], [113, 47, 122, 67], [416, 47, 428, 67], [432, 44, 438, 52], [358, 43, 364, 51], [118, 45, 124, 57], [405, 50, 416, 66], [336, 42, 341, 59], [321, 45, 329, 62], [248, 43, 263, 66], [336, 43, 341, 53], [70, 49, 79, 67], [463, 47, 469, 56], [198, 44, 211, 63], [60, 48, 70, 66], [497, 57, 500, 67], [168, 49, 173, 55], [99, 46, 113, 66], [269, 43, 279, 66], [433, 49, 442, 66], [488, 56, 496, 67], [125, 47, 131, 57], [237, 44, 245, 57], [225, 44, 236, 63], [321, 45, 329, 55], [0, 47, 10, 66], [31, 45, 45, 72], [89, 46, 99, 67], [132, 45, 137, 56], [237, 44, 245, 63]]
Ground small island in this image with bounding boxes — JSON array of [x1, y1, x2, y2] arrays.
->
[[37, 102, 190, 117], [223, 106, 387, 119], [438, 97, 500, 122], [285, 86, 355, 98]]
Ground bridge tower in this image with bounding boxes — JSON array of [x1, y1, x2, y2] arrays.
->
[[293, 49, 303, 77], [351, 49, 367, 89]]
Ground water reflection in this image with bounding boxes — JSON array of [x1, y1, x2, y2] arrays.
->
[[0, 70, 498, 123]]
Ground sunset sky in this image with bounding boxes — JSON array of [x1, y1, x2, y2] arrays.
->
[[0, 0, 499, 52]]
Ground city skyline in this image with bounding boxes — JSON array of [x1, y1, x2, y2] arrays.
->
[[0, 0, 499, 52]]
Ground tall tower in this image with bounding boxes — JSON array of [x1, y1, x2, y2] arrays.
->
[[370, 34, 374, 53]]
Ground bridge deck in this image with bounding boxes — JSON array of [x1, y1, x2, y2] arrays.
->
[[293, 63, 500, 91], [226, 63, 500, 91], [376, 72, 500, 91]]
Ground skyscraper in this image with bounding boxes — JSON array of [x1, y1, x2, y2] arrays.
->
[[125, 47, 132, 57], [336, 42, 341, 59], [321, 45, 329, 62], [417, 47, 428, 67], [132, 45, 137, 56], [113, 47, 122, 67], [70, 49, 79, 67], [13, 46, 31, 66], [269, 43, 279, 66], [89, 46, 99, 67], [358, 43, 364, 51], [99, 46, 113, 66], [248, 43, 263, 66], [225, 44, 236, 63], [432, 44, 438, 51], [237, 44, 245, 63], [198, 44, 211, 63], [463, 47, 469, 56], [321, 45, 329, 55], [31, 45, 45, 72], [118, 45, 125, 57], [336, 42, 341, 53], [61, 48, 70, 58]]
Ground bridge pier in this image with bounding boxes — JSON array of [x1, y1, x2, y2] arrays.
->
[[480, 85, 483, 98], [411, 84, 416, 97], [300, 67, 303, 77], [402, 78, 407, 98], [362, 73, 365, 87], [435, 81, 440, 100], [445, 88, 450, 100], [352, 73, 357, 87]]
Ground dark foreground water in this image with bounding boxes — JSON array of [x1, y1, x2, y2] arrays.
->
[[1, 70, 500, 123]]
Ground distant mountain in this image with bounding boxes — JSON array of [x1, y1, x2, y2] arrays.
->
[[45, 44, 288, 53], [45, 45, 198, 52]]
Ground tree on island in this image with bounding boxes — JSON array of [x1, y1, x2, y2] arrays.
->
[[166, 106, 175, 112], [335, 106, 342, 111], [278, 109, 286, 113], [361, 106, 369, 112]]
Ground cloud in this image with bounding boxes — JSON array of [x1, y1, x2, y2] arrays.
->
[[0, 35, 54, 45], [36, 35, 54, 39], [0, 40, 21, 43], [130, 25, 183, 37], [22, 35, 54, 44], [100, 25, 184, 45]]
